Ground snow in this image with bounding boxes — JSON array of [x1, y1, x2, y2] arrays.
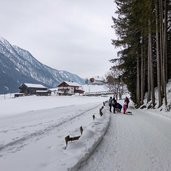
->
[[0, 95, 107, 118], [59, 81, 81, 87], [79, 108, 171, 171], [142, 79, 171, 119], [82, 84, 109, 93], [0, 95, 110, 171], [1, 80, 171, 171], [22, 83, 47, 88]]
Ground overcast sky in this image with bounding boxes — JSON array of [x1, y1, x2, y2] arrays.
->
[[0, 0, 117, 78]]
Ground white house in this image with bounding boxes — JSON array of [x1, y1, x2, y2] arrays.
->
[[57, 81, 84, 95]]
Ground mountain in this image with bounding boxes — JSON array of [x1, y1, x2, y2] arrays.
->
[[0, 37, 85, 94]]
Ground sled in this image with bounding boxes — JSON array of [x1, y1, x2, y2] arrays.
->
[[127, 111, 133, 115]]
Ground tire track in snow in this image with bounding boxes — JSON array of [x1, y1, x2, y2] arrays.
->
[[0, 104, 101, 155]]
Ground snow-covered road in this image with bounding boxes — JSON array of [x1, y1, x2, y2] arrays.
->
[[79, 109, 171, 171]]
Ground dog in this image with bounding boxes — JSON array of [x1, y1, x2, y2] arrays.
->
[[80, 126, 83, 135], [65, 126, 83, 148], [65, 135, 80, 147], [99, 106, 104, 116], [92, 115, 95, 120]]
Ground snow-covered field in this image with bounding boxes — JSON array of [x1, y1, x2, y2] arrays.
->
[[82, 84, 109, 93], [0, 95, 110, 171]]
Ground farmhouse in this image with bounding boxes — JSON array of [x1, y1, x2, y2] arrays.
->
[[57, 81, 84, 95], [19, 83, 51, 96]]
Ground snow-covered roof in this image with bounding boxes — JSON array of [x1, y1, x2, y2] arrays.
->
[[22, 83, 47, 89], [58, 81, 81, 87], [94, 76, 105, 81]]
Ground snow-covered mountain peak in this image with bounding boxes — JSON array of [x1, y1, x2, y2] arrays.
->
[[0, 37, 19, 57], [0, 37, 12, 47], [0, 36, 7, 43], [0, 37, 85, 94]]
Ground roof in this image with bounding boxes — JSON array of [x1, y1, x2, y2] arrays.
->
[[21, 83, 47, 89], [58, 81, 81, 87]]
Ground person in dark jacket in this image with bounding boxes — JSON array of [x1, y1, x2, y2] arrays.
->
[[116, 103, 122, 112], [108, 97, 113, 112], [112, 98, 117, 113]]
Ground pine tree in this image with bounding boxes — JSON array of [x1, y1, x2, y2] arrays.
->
[[111, 0, 171, 107]]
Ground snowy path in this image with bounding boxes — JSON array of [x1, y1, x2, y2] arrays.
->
[[79, 109, 171, 171]]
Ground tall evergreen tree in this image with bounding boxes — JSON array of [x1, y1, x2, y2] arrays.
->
[[111, 0, 171, 107]]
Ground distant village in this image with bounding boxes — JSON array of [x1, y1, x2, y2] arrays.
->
[[14, 76, 112, 97]]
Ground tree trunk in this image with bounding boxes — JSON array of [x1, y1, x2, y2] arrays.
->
[[147, 18, 155, 107], [148, 19, 155, 107], [140, 37, 145, 105], [163, 0, 167, 105], [155, 0, 162, 107], [136, 55, 140, 107], [159, 0, 167, 106]]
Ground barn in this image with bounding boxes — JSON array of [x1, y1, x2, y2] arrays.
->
[[19, 83, 51, 96]]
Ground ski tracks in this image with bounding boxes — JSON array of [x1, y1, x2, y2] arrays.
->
[[0, 103, 101, 157]]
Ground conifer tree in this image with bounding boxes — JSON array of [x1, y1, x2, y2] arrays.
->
[[111, 0, 171, 107]]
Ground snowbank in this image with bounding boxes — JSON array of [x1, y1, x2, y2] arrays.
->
[[64, 108, 111, 171], [141, 79, 171, 119]]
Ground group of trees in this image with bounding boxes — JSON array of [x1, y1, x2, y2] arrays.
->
[[110, 0, 171, 108], [106, 68, 125, 100]]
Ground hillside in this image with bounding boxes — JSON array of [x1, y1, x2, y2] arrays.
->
[[0, 37, 85, 94]]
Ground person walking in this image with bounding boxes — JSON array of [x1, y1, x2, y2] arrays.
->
[[108, 97, 113, 112], [112, 97, 117, 113]]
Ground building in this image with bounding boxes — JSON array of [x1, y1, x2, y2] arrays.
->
[[89, 76, 106, 85], [19, 83, 51, 96], [57, 81, 84, 95]]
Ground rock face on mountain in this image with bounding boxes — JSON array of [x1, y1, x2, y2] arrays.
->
[[0, 37, 85, 94]]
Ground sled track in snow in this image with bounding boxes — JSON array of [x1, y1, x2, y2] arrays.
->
[[0, 104, 101, 154]]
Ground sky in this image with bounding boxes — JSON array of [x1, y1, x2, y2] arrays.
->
[[0, 0, 118, 78]]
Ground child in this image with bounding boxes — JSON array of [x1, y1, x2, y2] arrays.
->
[[116, 103, 122, 112], [124, 96, 129, 108], [123, 102, 127, 114]]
